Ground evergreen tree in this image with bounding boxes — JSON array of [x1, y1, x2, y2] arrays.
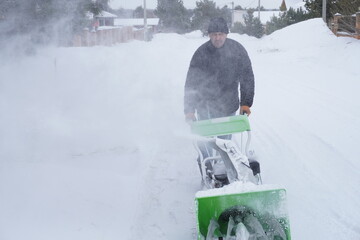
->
[[155, 0, 190, 33], [97, 0, 109, 11], [85, 0, 109, 16], [304, 0, 360, 20], [288, 7, 309, 22], [231, 11, 264, 38], [265, 7, 311, 35], [234, 5, 243, 10], [265, 12, 289, 35], [191, 0, 231, 34], [332, 0, 360, 15], [304, 0, 332, 19], [133, 6, 144, 18], [191, 0, 217, 33], [219, 5, 232, 26]]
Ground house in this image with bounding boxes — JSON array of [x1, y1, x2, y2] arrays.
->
[[95, 11, 118, 27], [114, 18, 160, 33], [232, 10, 281, 26], [232, 10, 248, 25]]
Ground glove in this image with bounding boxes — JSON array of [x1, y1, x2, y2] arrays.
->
[[240, 106, 251, 116]]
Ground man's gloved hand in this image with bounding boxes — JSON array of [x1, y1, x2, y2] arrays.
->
[[185, 112, 197, 122], [240, 106, 251, 116]]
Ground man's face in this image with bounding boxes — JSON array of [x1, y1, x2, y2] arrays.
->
[[209, 32, 227, 48]]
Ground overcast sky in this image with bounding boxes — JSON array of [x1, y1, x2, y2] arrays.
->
[[109, 0, 302, 10]]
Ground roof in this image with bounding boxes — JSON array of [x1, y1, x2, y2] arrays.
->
[[233, 11, 282, 25], [114, 18, 159, 26], [97, 11, 118, 18], [86, 10, 118, 19]]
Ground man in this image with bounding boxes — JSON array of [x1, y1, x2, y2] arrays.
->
[[184, 17, 254, 122], [184, 17, 255, 180]]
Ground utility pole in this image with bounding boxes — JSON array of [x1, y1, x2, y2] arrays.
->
[[143, 0, 148, 41], [258, 0, 261, 19], [322, 0, 327, 22], [231, 1, 234, 27]]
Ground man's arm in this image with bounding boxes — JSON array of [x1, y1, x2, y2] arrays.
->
[[239, 48, 255, 115]]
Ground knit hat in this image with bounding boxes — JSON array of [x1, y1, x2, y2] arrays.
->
[[207, 17, 229, 34]]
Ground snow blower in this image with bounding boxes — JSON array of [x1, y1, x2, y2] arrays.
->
[[191, 115, 291, 240]]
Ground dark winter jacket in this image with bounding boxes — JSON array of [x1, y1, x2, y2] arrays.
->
[[184, 38, 254, 118]]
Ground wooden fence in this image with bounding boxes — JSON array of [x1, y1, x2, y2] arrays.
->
[[330, 12, 360, 39], [72, 26, 146, 47]]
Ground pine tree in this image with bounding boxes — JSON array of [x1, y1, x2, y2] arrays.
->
[[191, 0, 217, 33], [231, 11, 264, 38], [304, 0, 360, 21], [304, 0, 330, 19], [219, 5, 232, 26], [85, 0, 109, 16], [244, 11, 264, 38], [265, 7, 311, 35], [191, 0, 231, 34], [155, 0, 190, 33], [328, 0, 360, 16], [133, 6, 144, 18], [265, 12, 289, 35]]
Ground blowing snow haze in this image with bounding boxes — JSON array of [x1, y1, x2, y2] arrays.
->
[[110, 0, 305, 9], [0, 0, 97, 55], [0, 0, 306, 56], [0, 1, 360, 239]]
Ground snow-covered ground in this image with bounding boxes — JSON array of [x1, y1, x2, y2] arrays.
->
[[1, 18, 360, 240]]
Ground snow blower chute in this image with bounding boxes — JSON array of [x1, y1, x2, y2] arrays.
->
[[191, 115, 291, 240]]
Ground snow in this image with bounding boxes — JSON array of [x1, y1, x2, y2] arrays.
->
[[86, 11, 118, 19], [97, 11, 118, 18], [1, 18, 360, 240]]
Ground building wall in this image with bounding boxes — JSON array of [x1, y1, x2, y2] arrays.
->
[[233, 10, 247, 25]]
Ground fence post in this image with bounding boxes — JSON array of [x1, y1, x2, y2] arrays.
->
[[73, 35, 82, 47], [356, 11, 360, 37], [332, 13, 342, 35]]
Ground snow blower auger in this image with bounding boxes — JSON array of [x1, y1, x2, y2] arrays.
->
[[191, 115, 291, 240]]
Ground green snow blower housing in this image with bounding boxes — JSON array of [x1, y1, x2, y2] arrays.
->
[[191, 115, 291, 239], [195, 186, 291, 239]]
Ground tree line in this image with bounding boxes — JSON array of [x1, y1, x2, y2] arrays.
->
[[1, 0, 358, 45], [264, 0, 359, 35], [154, 0, 359, 37], [154, 0, 309, 37]]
